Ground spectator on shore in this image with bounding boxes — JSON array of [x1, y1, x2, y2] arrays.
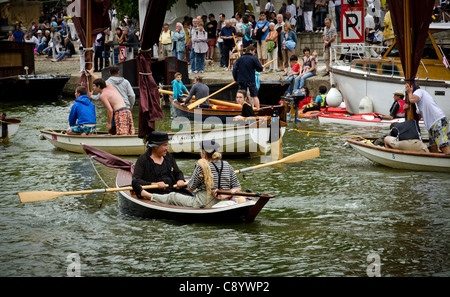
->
[[322, 18, 337, 76], [25, 32, 39, 48], [266, 23, 279, 72], [217, 13, 226, 68], [206, 14, 217, 61], [13, 25, 25, 42], [189, 18, 199, 73], [93, 31, 104, 72], [254, 12, 270, 68], [293, 47, 316, 91], [192, 22, 208, 73], [280, 23, 297, 74], [159, 23, 173, 59], [220, 19, 237, 70], [172, 22, 186, 61], [53, 37, 75, 62], [303, 0, 314, 32]]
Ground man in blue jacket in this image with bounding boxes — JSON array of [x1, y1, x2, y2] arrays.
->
[[67, 86, 97, 135], [232, 46, 263, 109]]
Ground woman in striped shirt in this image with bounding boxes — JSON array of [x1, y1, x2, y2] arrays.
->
[[150, 140, 241, 208]]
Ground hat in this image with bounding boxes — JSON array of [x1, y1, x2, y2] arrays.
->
[[200, 140, 220, 153], [146, 131, 169, 148], [393, 90, 404, 96], [37, 30, 42, 34]]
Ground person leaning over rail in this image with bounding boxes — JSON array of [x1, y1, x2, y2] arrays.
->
[[405, 84, 450, 154], [139, 140, 241, 208]]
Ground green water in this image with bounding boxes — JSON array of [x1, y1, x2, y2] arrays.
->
[[1, 97, 449, 277]]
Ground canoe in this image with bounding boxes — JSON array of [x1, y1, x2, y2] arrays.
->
[[0, 118, 21, 139], [318, 113, 425, 128], [115, 169, 274, 223], [39, 120, 286, 156], [346, 137, 450, 172], [170, 99, 287, 123]]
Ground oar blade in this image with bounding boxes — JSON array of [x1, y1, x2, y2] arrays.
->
[[18, 191, 64, 203], [283, 147, 320, 163]]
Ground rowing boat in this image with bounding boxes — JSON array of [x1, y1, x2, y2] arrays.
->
[[318, 113, 425, 128], [39, 120, 286, 156], [115, 168, 274, 223], [346, 137, 450, 172], [171, 99, 287, 123]]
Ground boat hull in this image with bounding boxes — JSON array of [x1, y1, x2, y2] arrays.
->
[[318, 113, 425, 128], [0, 75, 71, 101], [116, 169, 270, 223], [347, 137, 450, 172], [331, 66, 450, 117], [39, 121, 284, 156]]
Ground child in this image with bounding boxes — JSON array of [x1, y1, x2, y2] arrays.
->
[[298, 87, 312, 109], [284, 55, 300, 95], [302, 85, 327, 113], [228, 33, 243, 71], [312, 51, 319, 66], [171, 72, 189, 103]]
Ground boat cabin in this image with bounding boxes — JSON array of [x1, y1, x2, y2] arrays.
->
[[350, 23, 450, 81]]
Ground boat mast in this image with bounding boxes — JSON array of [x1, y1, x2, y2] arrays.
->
[[86, 0, 92, 91]]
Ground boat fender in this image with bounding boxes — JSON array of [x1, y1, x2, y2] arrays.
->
[[358, 96, 374, 113], [326, 86, 343, 107]]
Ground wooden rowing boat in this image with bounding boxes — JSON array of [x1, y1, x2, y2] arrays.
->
[[346, 137, 450, 172], [171, 99, 287, 123], [39, 120, 286, 156], [115, 169, 274, 223]]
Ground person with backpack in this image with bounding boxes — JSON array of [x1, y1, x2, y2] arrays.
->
[[253, 12, 270, 68], [241, 15, 253, 48]]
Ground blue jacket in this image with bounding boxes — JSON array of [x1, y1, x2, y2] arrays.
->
[[171, 79, 188, 100], [68, 95, 96, 126], [232, 53, 263, 84]]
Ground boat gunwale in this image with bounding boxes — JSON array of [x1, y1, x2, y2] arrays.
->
[[347, 137, 450, 159]]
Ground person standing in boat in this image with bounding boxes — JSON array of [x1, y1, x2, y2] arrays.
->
[[140, 140, 242, 208], [67, 86, 96, 135], [184, 76, 210, 108], [378, 90, 406, 120], [232, 45, 263, 109], [89, 72, 135, 135], [405, 84, 450, 154], [132, 131, 188, 196], [89, 65, 136, 134]]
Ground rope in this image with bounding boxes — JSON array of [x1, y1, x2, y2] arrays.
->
[[85, 154, 110, 209], [139, 72, 152, 75], [293, 129, 369, 141]]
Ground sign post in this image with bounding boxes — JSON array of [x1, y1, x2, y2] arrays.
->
[[119, 46, 127, 62], [341, 0, 365, 54]]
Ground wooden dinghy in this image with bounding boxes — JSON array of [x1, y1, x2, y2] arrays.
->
[[39, 120, 286, 156], [115, 169, 274, 223], [346, 137, 450, 172], [171, 99, 287, 123]]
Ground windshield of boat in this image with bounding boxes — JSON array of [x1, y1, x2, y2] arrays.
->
[[385, 34, 440, 60]]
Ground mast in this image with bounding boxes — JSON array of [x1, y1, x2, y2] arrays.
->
[[86, 0, 92, 91]]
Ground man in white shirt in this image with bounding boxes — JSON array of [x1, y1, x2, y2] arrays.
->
[[286, 0, 297, 19], [265, 0, 275, 13], [364, 8, 378, 58], [406, 84, 450, 154]]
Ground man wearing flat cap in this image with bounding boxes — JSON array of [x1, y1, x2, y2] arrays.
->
[[132, 131, 188, 198]]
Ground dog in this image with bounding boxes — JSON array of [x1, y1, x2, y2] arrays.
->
[[205, 59, 215, 72]]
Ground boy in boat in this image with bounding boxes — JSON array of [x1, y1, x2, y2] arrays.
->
[[90, 72, 135, 135], [302, 85, 327, 113], [172, 72, 189, 104], [405, 84, 450, 154], [137, 140, 241, 208], [132, 131, 187, 196], [378, 90, 406, 120], [67, 86, 97, 135]]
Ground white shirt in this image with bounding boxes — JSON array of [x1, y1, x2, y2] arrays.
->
[[365, 14, 375, 30], [414, 89, 446, 130], [286, 4, 297, 17]]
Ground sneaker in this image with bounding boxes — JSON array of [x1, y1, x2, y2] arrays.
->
[[188, 70, 192, 74], [323, 71, 330, 76], [200, 70, 204, 73], [193, 71, 198, 74]]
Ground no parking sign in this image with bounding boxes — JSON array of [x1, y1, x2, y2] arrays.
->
[[119, 46, 127, 62]]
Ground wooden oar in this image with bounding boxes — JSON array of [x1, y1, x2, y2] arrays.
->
[[159, 89, 244, 109], [18, 184, 167, 203], [187, 58, 278, 110], [235, 147, 320, 173]]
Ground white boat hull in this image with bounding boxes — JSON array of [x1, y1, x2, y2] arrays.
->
[[318, 113, 425, 129], [347, 138, 450, 172], [331, 66, 450, 117], [39, 123, 285, 156]]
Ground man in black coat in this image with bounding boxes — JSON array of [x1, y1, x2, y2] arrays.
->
[[232, 46, 263, 109]]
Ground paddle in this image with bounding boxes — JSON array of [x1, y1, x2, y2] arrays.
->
[[18, 184, 167, 203], [159, 89, 245, 109], [187, 58, 278, 110], [235, 147, 320, 173]]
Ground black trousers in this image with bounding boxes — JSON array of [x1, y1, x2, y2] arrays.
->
[[94, 46, 104, 71]]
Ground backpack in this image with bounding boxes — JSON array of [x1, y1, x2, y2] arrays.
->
[[245, 23, 253, 40]]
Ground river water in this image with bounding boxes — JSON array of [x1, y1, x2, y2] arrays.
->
[[1, 97, 449, 278]]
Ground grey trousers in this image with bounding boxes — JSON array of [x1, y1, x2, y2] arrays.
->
[[152, 190, 220, 208]]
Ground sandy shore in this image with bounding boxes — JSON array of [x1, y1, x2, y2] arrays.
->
[[34, 53, 331, 98]]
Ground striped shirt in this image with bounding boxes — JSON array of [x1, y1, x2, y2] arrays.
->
[[189, 160, 240, 191]]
